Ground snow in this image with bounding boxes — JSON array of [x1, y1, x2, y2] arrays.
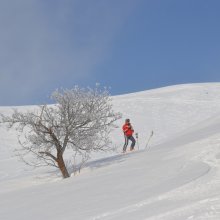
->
[[1, 83, 220, 219]]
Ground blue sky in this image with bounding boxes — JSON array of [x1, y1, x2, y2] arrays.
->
[[0, 0, 220, 106]]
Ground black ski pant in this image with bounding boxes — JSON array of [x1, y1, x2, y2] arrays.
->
[[123, 135, 136, 152]]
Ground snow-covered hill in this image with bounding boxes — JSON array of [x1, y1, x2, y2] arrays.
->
[[1, 83, 220, 219]]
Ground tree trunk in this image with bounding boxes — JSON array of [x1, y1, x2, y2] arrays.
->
[[57, 153, 70, 178]]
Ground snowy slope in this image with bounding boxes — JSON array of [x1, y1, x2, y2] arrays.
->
[[1, 83, 220, 220]]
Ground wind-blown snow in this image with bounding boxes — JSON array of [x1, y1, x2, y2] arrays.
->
[[1, 83, 220, 219]]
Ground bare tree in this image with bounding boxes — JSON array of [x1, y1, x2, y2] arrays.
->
[[0, 86, 121, 178]]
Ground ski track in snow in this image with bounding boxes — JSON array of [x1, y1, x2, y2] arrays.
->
[[89, 130, 220, 220], [89, 160, 211, 220]]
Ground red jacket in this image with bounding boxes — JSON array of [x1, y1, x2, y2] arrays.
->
[[122, 123, 134, 137]]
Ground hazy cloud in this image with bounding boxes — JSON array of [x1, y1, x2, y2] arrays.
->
[[0, 0, 140, 105]]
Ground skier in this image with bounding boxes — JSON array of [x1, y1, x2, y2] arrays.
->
[[122, 119, 136, 153]]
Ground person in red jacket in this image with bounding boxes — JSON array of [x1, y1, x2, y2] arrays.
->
[[122, 119, 136, 153]]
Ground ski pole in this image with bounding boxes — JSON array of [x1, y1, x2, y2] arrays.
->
[[145, 130, 154, 150], [135, 132, 139, 150]]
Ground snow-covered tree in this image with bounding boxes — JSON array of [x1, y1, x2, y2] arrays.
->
[[0, 86, 121, 178]]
